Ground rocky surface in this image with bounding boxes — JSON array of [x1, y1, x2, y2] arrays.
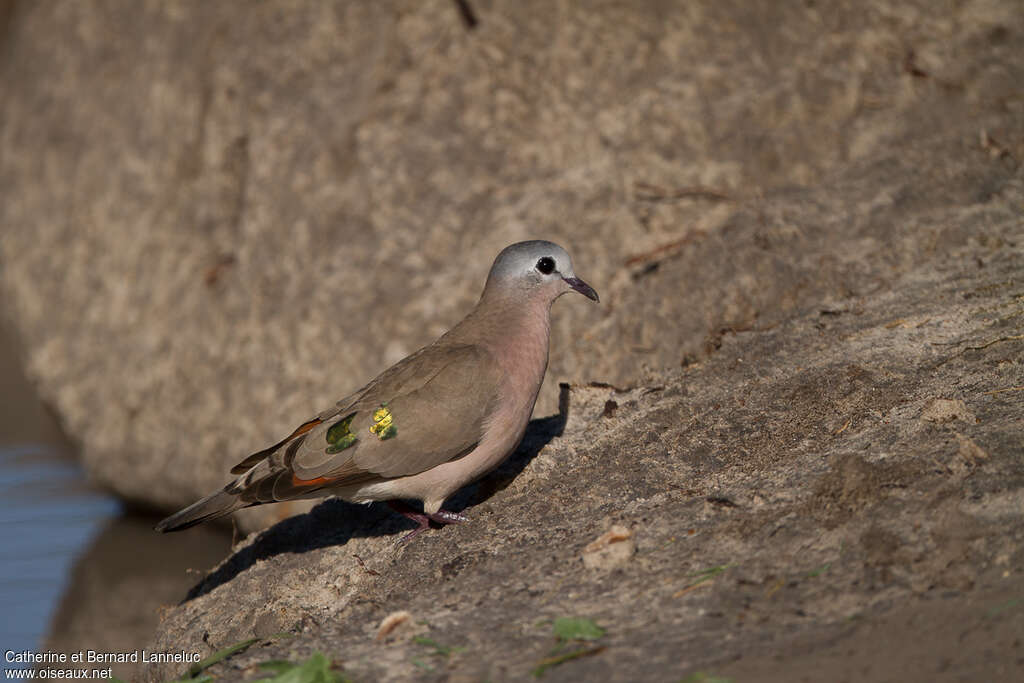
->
[[2, 0, 1021, 532], [0, 0, 1022, 680], [143, 235, 1023, 681]]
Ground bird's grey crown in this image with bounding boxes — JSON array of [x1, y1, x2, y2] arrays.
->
[[487, 240, 573, 282]]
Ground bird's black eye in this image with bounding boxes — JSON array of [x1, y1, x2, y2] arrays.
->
[[535, 256, 556, 275]]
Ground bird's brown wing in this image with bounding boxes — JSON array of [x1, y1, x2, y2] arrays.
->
[[226, 343, 504, 503]]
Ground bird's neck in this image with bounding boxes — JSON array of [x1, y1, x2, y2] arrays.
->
[[447, 292, 553, 385]]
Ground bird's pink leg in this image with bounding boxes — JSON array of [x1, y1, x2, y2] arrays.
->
[[387, 501, 469, 543]]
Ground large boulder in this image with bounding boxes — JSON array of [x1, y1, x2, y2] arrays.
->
[[2, 0, 1020, 531]]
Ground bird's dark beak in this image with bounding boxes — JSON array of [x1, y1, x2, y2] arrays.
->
[[563, 277, 599, 302]]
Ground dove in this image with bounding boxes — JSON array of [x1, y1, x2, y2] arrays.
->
[[155, 240, 598, 540]]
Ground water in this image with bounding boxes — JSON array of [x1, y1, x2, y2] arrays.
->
[[0, 444, 120, 663], [0, 324, 231, 680], [0, 320, 122, 671]]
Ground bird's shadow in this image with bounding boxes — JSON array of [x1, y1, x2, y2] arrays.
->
[[182, 384, 570, 602]]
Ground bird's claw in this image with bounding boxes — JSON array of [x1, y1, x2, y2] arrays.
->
[[428, 510, 469, 524], [388, 501, 470, 544]]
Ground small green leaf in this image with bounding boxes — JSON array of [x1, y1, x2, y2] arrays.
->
[[413, 635, 463, 658], [552, 617, 605, 641], [986, 597, 1023, 617], [687, 564, 732, 582], [181, 637, 260, 679], [256, 652, 349, 683], [257, 660, 297, 674], [411, 657, 434, 671], [805, 562, 831, 578], [680, 672, 733, 683], [531, 646, 605, 677]]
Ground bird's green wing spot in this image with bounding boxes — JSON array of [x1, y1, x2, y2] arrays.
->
[[325, 413, 358, 454], [369, 405, 397, 440]]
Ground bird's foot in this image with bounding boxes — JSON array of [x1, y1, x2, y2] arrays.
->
[[427, 509, 470, 524], [388, 501, 469, 544]]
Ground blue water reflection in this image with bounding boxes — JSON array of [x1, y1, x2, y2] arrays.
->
[[0, 445, 120, 666]]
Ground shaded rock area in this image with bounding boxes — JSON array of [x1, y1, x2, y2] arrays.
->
[[0, 0, 1021, 680], [2, 0, 1021, 533], [42, 516, 229, 682]]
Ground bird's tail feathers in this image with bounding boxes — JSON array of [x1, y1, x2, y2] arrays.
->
[[154, 488, 245, 533]]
